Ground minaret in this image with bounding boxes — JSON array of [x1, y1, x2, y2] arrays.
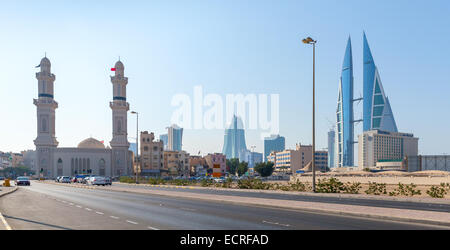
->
[[34, 57, 58, 177], [109, 60, 131, 177]]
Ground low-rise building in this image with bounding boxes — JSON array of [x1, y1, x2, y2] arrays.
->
[[204, 153, 226, 177], [163, 151, 190, 177], [190, 155, 208, 176], [140, 131, 164, 177]]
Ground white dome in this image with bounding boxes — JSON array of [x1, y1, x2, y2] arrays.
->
[[77, 138, 105, 149]]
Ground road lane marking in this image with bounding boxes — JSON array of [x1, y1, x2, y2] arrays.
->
[[262, 220, 290, 227], [148, 226, 159, 230], [85, 208, 92, 211], [76, 205, 82, 208], [126, 220, 138, 225], [69, 203, 74, 206], [0, 212, 12, 230], [110, 216, 120, 219], [96, 211, 104, 215]]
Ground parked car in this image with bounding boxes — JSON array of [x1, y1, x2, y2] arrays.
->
[[55, 176, 62, 182], [104, 177, 112, 186], [15, 176, 31, 186], [87, 176, 107, 186], [59, 176, 71, 183]]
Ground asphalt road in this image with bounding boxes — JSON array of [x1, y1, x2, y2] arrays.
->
[[0, 181, 447, 230]]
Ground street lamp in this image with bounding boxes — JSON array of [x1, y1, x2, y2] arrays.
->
[[303, 36, 317, 193], [131, 111, 139, 184]]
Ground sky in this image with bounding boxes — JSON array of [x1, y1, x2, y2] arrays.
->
[[0, 0, 449, 160]]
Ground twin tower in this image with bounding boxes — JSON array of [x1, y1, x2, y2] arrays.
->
[[336, 33, 398, 168]]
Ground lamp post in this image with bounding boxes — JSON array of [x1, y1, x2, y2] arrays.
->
[[131, 111, 139, 184], [302, 36, 317, 193]]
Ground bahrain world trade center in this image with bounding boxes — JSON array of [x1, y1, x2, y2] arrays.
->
[[336, 33, 398, 168]]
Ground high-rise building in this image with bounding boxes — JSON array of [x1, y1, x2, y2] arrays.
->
[[363, 33, 398, 133], [336, 37, 355, 167], [222, 115, 248, 161], [243, 150, 263, 170], [264, 135, 285, 162], [167, 125, 183, 151], [328, 130, 335, 168], [159, 134, 168, 150]]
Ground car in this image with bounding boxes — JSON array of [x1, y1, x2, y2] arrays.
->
[[213, 177, 225, 183], [0, 177, 5, 181], [15, 176, 31, 186], [60, 176, 72, 183], [104, 177, 112, 186], [87, 176, 107, 186], [55, 176, 62, 182]]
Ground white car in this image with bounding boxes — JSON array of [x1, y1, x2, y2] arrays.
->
[[87, 176, 107, 186], [60, 176, 72, 183]]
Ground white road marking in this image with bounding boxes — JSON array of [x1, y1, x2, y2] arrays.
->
[[96, 212, 104, 215], [148, 226, 160, 230], [110, 216, 120, 219], [262, 220, 291, 227], [76, 205, 82, 208], [62, 201, 67, 203], [69, 203, 74, 206], [0, 212, 12, 230], [126, 220, 138, 225], [85, 208, 92, 211]]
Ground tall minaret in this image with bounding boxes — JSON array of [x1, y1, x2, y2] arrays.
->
[[34, 57, 58, 177], [109, 60, 131, 177]]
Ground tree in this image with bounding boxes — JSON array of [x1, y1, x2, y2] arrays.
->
[[226, 158, 240, 175], [237, 162, 248, 177], [254, 162, 275, 177]]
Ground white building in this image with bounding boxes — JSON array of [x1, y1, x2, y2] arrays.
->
[[358, 130, 418, 169], [33, 57, 133, 178]]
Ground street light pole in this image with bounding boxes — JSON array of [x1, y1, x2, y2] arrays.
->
[[303, 37, 317, 193], [131, 111, 139, 184]]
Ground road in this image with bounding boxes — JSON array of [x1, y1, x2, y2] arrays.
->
[[0, 181, 447, 230]]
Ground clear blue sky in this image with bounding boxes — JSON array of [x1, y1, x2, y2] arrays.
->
[[1, 0, 449, 158]]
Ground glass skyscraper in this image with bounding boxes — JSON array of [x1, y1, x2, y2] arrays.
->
[[167, 125, 183, 151], [222, 115, 248, 161], [363, 33, 398, 133], [336, 37, 355, 167], [264, 135, 285, 162], [328, 130, 335, 168]]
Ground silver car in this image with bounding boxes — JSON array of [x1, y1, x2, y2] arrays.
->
[[87, 176, 107, 186]]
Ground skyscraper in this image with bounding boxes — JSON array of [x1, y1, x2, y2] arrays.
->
[[222, 115, 248, 161], [363, 33, 398, 133], [264, 135, 285, 162], [336, 37, 355, 167], [328, 130, 335, 168], [167, 125, 183, 151], [159, 134, 168, 150]]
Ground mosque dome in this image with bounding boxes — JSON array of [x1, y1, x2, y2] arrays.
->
[[77, 138, 105, 149]]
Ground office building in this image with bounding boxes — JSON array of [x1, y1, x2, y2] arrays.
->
[[159, 134, 168, 150], [363, 33, 398, 133], [222, 115, 248, 161], [167, 125, 183, 151], [328, 130, 335, 168], [336, 37, 355, 168], [264, 135, 285, 162]]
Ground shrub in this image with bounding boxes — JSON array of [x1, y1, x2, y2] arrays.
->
[[389, 183, 421, 197], [365, 182, 387, 195], [289, 180, 308, 192], [237, 179, 272, 190], [119, 176, 135, 183], [201, 179, 214, 187], [427, 183, 450, 198], [221, 178, 233, 188], [316, 178, 345, 193], [343, 182, 362, 194]]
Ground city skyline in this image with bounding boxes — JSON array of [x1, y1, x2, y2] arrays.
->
[[1, 0, 450, 157]]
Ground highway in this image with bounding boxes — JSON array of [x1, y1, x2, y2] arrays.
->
[[0, 181, 447, 230]]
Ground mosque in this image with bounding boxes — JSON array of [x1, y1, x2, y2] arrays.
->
[[33, 57, 133, 178]]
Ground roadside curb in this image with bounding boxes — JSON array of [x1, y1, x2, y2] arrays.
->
[[0, 186, 18, 231]]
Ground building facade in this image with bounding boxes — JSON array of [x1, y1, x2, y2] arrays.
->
[[328, 130, 335, 169], [159, 134, 168, 150], [167, 125, 183, 151], [363, 33, 398, 133], [204, 153, 227, 177], [405, 155, 450, 172], [264, 135, 285, 162], [33, 57, 132, 178], [163, 151, 190, 177], [358, 130, 418, 169], [140, 131, 164, 176], [336, 37, 355, 168], [222, 115, 248, 161]]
